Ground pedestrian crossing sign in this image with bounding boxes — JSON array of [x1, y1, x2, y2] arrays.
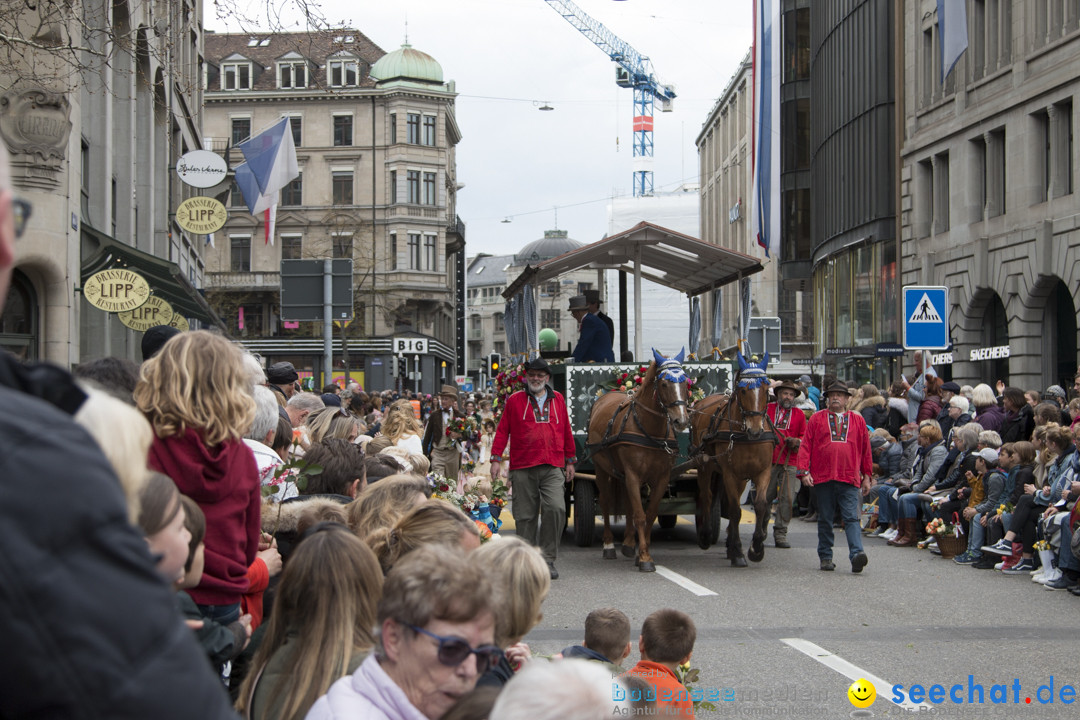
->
[[903, 286, 949, 350]]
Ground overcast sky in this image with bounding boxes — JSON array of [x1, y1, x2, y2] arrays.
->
[[209, 0, 755, 257]]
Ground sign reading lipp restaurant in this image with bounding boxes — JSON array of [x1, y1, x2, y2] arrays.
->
[[83, 269, 150, 313], [175, 196, 228, 234], [118, 296, 174, 332]]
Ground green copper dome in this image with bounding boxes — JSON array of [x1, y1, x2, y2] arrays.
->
[[370, 43, 444, 84]]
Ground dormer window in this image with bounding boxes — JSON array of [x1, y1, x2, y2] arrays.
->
[[222, 61, 252, 90], [329, 59, 359, 87], [278, 60, 308, 89]]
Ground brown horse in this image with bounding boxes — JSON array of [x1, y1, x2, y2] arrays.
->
[[587, 349, 691, 572], [690, 352, 776, 566]]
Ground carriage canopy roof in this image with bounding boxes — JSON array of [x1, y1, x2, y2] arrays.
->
[[502, 221, 765, 299]]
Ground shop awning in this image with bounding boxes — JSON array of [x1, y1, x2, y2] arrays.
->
[[503, 221, 764, 299], [80, 224, 226, 329]]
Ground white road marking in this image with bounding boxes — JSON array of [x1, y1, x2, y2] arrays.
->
[[654, 565, 718, 596], [780, 638, 932, 712]]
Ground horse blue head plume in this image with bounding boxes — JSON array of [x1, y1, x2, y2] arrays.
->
[[736, 351, 769, 389], [651, 348, 688, 384]]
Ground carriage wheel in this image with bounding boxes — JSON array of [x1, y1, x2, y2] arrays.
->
[[658, 514, 678, 529], [573, 479, 596, 547]]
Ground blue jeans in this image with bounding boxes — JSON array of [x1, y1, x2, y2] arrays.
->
[[814, 481, 864, 561], [966, 514, 986, 556], [1056, 515, 1080, 572], [870, 484, 898, 525]]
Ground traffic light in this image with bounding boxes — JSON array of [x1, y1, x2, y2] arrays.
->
[[488, 352, 501, 377], [398, 356, 408, 378]]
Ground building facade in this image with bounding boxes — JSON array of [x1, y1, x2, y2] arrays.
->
[[202, 32, 464, 392], [810, 0, 898, 386], [0, 0, 217, 366], [697, 51, 812, 363], [900, 0, 1080, 389]]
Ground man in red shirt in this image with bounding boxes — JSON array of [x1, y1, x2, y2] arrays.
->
[[491, 357, 577, 579], [766, 380, 807, 548], [797, 380, 873, 573]]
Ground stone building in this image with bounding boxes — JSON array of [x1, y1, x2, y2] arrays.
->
[[201, 31, 464, 392], [0, 0, 218, 365], [697, 50, 812, 362], [900, 0, 1080, 389]]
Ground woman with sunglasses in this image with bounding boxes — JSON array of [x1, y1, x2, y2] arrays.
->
[[306, 544, 500, 720]]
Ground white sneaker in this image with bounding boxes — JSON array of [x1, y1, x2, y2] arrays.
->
[[1035, 569, 1062, 584], [994, 561, 1005, 570], [882, 529, 898, 541], [927, 541, 938, 551]]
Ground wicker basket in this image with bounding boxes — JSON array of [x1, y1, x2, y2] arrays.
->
[[935, 533, 967, 559]]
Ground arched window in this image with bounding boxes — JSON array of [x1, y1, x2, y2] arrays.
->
[[0, 270, 38, 360]]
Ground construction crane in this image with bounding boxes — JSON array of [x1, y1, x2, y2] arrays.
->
[[543, 0, 676, 197]]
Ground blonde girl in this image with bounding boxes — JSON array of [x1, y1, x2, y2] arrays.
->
[[135, 330, 259, 626]]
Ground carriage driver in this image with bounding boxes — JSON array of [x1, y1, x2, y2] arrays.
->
[[797, 380, 873, 574], [766, 379, 807, 549], [490, 357, 577, 580]]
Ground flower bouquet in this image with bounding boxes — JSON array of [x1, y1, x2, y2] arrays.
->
[[597, 365, 649, 397], [676, 663, 719, 712], [995, 501, 1014, 517], [925, 514, 966, 558], [492, 363, 526, 419]]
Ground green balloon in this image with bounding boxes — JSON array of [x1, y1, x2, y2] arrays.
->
[[538, 328, 558, 351]]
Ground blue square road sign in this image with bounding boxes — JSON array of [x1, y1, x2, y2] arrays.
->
[[903, 286, 949, 350]]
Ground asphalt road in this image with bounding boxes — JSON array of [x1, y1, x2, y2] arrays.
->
[[505, 509, 1080, 719]]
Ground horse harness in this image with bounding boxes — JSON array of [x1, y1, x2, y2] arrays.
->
[[587, 389, 681, 456], [693, 389, 778, 458]]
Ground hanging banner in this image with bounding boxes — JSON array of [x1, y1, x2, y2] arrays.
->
[[118, 296, 174, 331], [83, 269, 150, 313], [175, 196, 228, 234]]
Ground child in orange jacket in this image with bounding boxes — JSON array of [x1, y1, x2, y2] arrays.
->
[[624, 609, 697, 718]]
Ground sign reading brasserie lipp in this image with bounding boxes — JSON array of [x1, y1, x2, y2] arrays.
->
[[169, 314, 190, 332], [175, 149, 228, 189], [118, 296, 174, 332], [175, 196, 227, 234], [83, 269, 150, 313]]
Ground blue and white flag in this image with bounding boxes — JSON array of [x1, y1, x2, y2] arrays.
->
[[752, 0, 780, 259], [938, 0, 968, 83], [234, 117, 298, 246]]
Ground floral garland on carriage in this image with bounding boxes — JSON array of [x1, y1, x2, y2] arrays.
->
[[596, 364, 705, 404]]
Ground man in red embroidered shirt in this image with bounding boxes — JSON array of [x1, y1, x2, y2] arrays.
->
[[797, 380, 873, 573], [766, 379, 807, 549], [491, 357, 576, 579]]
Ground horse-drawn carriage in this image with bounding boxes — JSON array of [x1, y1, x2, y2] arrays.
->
[[550, 351, 777, 571]]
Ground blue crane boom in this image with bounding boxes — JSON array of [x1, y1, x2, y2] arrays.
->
[[543, 0, 676, 197]]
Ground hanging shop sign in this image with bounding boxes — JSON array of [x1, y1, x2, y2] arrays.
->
[[969, 345, 1010, 361], [175, 196, 228, 234], [169, 314, 190, 332], [83, 268, 150, 313], [175, 149, 228, 189], [118, 296, 174, 332]]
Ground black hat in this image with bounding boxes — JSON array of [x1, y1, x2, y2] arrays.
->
[[824, 380, 852, 396], [523, 357, 551, 375], [321, 393, 342, 407], [941, 381, 961, 394], [141, 324, 181, 361], [267, 361, 299, 384], [584, 289, 602, 306]]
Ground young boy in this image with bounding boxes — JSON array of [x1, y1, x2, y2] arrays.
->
[[175, 496, 252, 667], [559, 607, 632, 670], [624, 609, 697, 718]]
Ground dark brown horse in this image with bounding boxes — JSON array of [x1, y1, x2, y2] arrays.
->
[[690, 352, 776, 566], [587, 349, 691, 572]]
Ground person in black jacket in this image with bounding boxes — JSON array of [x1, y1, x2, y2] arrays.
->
[[0, 145, 237, 720], [999, 386, 1035, 443]]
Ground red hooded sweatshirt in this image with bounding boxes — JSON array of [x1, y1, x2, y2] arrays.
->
[[149, 429, 260, 606]]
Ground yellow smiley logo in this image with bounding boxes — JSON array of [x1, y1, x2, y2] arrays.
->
[[847, 678, 876, 708]]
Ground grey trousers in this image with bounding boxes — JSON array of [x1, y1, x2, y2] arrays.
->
[[431, 444, 460, 482], [510, 464, 566, 563], [767, 463, 799, 538]]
